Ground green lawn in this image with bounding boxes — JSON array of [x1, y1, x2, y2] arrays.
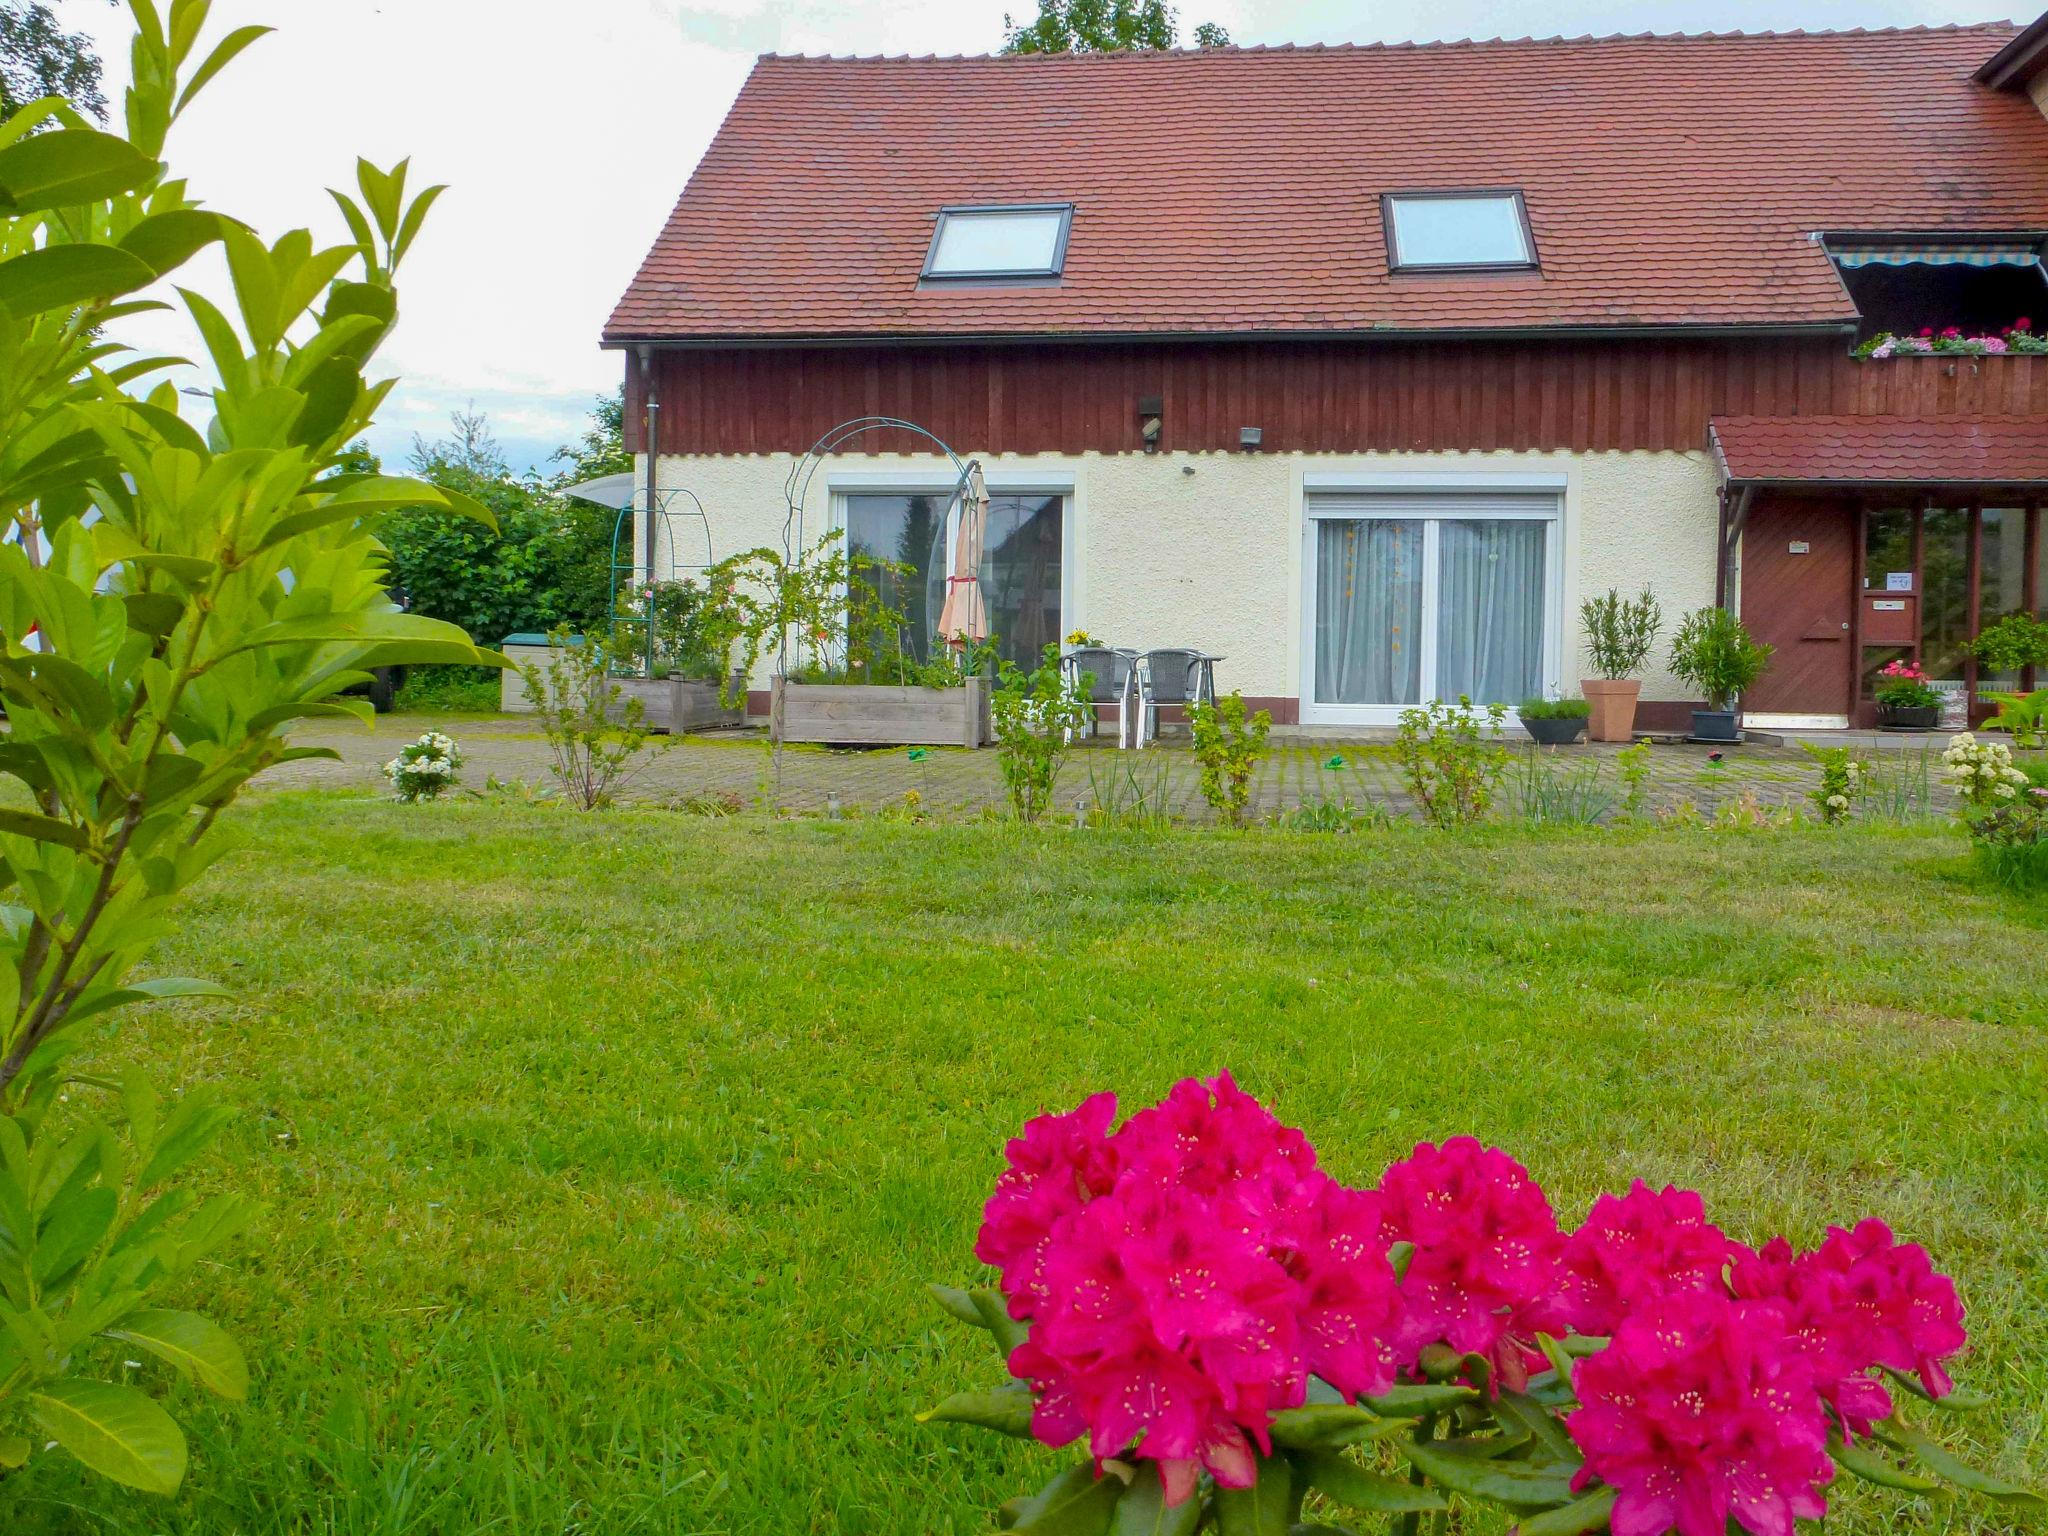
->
[[5, 796, 2045, 1535]]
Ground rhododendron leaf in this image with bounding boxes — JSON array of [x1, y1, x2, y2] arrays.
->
[[1514, 1486, 1617, 1536], [1828, 1432, 1942, 1492], [1108, 1472, 1201, 1536], [1010, 1461, 1124, 1535], [917, 1384, 1034, 1439], [1362, 1385, 1477, 1418], [1268, 1404, 1407, 1452], [1534, 1334, 1576, 1390], [1437, 1429, 1530, 1461], [1299, 1452, 1447, 1513], [927, 1282, 985, 1329], [1889, 1424, 2046, 1507], [970, 1288, 1029, 1357], [1400, 1439, 1576, 1511], [1882, 1368, 1990, 1411], [1495, 1392, 1580, 1466], [1215, 1452, 1292, 1535], [1387, 1240, 1414, 1282]]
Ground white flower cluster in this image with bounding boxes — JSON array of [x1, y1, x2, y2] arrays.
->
[[383, 730, 465, 802], [1940, 733, 2029, 808]]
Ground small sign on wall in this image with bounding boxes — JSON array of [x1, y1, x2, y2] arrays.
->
[[1886, 572, 1913, 591], [1789, 540, 1810, 554]]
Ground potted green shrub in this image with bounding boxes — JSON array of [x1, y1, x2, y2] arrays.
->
[[1580, 587, 1662, 742], [1668, 606, 1773, 743], [1518, 696, 1591, 745], [1872, 659, 1942, 730], [1970, 613, 2048, 678]]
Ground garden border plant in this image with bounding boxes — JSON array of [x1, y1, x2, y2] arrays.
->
[[0, 0, 494, 1492], [1187, 690, 1272, 827], [1579, 587, 1661, 742], [923, 1075, 2040, 1536]]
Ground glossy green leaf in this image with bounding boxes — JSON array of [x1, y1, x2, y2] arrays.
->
[[927, 1281, 985, 1328], [1012, 1461, 1125, 1535], [174, 24, 272, 114], [1216, 1453, 1293, 1536], [916, 1384, 1033, 1438], [1882, 1367, 1991, 1411], [119, 209, 229, 277], [0, 1432, 27, 1469], [29, 1378, 187, 1494], [0, 244, 157, 318], [1362, 1384, 1478, 1418], [104, 1309, 248, 1400], [1400, 1438, 1576, 1511], [1496, 1390, 1581, 1465], [0, 807, 88, 849], [1300, 1452, 1447, 1513], [1890, 1422, 2046, 1506], [1269, 1403, 1407, 1451], [971, 1286, 1029, 1358], [1109, 1472, 1201, 1536], [0, 129, 156, 211], [33, 1184, 116, 1284], [1515, 1486, 1618, 1536], [1829, 1431, 1942, 1492]]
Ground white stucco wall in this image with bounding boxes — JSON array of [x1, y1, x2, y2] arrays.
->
[[638, 448, 1720, 708]]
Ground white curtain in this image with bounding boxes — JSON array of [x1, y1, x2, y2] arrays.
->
[[1316, 519, 1423, 703], [1435, 520, 1546, 705]]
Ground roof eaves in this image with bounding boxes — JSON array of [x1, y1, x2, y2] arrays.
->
[[601, 321, 1860, 351], [1974, 11, 2048, 89]]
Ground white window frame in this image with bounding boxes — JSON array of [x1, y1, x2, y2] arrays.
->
[[829, 472, 1075, 664], [1299, 483, 1564, 728]]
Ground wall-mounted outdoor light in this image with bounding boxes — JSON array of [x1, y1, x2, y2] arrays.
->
[[1239, 426, 1263, 450]]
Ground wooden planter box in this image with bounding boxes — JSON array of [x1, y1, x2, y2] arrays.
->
[[611, 675, 745, 735], [771, 677, 988, 747]]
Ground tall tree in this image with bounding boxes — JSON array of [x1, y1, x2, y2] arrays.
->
[[0, 0, 112, 119], [1003, 0, 1229, 53]]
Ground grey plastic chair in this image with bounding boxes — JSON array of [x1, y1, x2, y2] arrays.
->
[[1135, 649, 1218, 747], [1060, 646, 1139, 747]]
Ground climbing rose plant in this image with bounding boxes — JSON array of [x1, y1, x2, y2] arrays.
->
[[922, 1075, 2038, 1536]]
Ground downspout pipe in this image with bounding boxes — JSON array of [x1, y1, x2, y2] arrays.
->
[[1717, 483, 1756, 610], [639, 345, 659, 581]]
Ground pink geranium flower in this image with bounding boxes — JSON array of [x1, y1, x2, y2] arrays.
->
[[1547, 1181, 1739, 1337], [1376, 1137, 1562, 1389], [1569, 1291, 1834, 1536]]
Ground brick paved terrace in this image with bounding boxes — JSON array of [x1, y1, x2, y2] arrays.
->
[[262, 713, 1966, 825]]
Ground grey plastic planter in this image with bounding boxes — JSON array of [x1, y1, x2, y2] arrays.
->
[[1522, 715, 1588, 746], [1690, 708, 1741, 743]]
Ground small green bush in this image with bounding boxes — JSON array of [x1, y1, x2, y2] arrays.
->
[[395, 665, 502, 713], [1518, 697, 1592, 720], [1669, 607, 1773, 710], [1187, 691, 1272, 826], [1581, 587, 1662, 679]]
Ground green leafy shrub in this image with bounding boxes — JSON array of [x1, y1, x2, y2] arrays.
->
[[1668, 607, 1773, 710], [517, 631, 652, 810], [1615, 738, 1653, 820], [1980, 688, 2048, 750], [1186, 690, 1271, 826], [0, 5, 491, 1491], [392, 664, 500, 712], [989, 644, 1090, 823], [1518, 696, 1592, 720], [1801, 743, 1869, 825], [1396, 697, 1510, 827], [1969, 612, 2048, 675], [1581, 587, 1661, 679]]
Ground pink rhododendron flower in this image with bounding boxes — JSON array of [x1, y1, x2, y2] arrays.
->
[[989, 1075, 1403, 1505], [1731, 1219, 1967, 1437], [1376, 1137, 1562, 1388], [1569, 1291, 1834, 1536], [1548, 1181, 1739, 1337]]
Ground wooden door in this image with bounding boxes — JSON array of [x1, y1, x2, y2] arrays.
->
[[1739, 495, 1856, 717]]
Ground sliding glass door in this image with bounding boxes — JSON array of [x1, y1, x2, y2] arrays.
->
[[1306, 493, 1560, 724]]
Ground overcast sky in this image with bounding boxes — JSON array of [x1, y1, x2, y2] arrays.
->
[[68, 0, 2031, 474]]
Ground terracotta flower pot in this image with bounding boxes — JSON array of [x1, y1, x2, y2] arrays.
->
[[1581, 679, 1642, 743]]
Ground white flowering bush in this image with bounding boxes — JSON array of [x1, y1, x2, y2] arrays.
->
[[384, 731, 465, 802], [1940, 733, 2029, 809], [1803, 744, 1868, 825]]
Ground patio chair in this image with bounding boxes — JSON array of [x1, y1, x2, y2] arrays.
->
[[1060, 646, 1139, 747], [1134, 648, 1219, 747]]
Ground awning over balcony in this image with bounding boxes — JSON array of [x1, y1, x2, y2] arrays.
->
[[1830, 242, 2042, 269], [1709, 414, 2048, 488]]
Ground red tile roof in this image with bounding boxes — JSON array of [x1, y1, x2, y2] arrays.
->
[[1710, 413, 2048, 484], [608, 24, 2048, 344]]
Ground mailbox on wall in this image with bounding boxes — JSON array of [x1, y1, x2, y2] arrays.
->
[[1862, 590, 1917, 646]]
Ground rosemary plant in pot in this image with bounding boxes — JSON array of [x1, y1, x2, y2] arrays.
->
[[1580, 588, 1661, 742], [1669, 606, 1774, 743]]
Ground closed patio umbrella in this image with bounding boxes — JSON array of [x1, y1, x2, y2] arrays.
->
[[937, 463, 989, 649]]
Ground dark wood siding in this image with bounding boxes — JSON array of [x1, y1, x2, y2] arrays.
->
[[626, 340, 2048, 457]]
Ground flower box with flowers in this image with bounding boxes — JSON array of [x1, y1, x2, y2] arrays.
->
[[1872, 660, 1943, 729], [922, 1074, 2037, 1536], [1854, 318, 2048, 360]]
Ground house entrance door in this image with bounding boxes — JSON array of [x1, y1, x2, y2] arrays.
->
[[1739, 496, 1856, 723]]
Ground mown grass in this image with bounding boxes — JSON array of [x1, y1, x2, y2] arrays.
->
[[5, 797, 2045, 1535]]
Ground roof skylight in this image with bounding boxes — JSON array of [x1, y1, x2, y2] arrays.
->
[[1383, 192, 1537, 272], [923, 204, 1073, 281]]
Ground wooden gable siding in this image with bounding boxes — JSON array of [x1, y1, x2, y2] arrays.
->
[[626, 340, 2048, 457]]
